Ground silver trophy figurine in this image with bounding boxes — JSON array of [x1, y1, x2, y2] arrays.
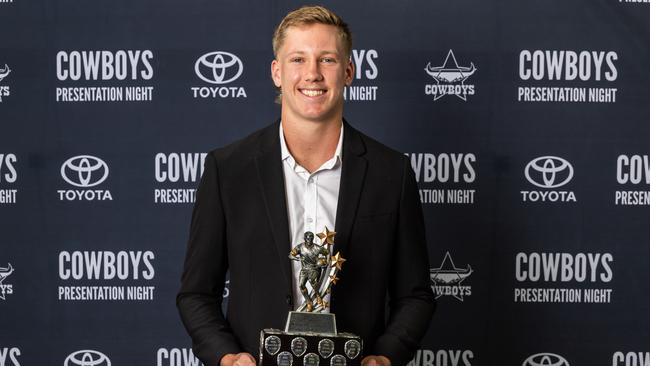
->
[[289, 230, 343, 312], [259, 227, 363, 366]]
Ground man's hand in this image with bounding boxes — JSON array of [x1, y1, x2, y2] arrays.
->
[[361, 355, 391, 366], [220, 352, 256, 366]]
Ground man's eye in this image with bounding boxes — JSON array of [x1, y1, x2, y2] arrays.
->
[[321, 58, 335, 63], [291, 58, 304, 63]]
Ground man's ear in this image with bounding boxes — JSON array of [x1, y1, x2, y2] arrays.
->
[[345, 57, 354, 86], [271, 59, 282, 87]]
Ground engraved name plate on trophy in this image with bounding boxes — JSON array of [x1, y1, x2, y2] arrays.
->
[[259, 228, 363, 366]]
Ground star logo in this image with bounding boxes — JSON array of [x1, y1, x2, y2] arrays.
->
[[0, 263, 14, 300], [429, 252, 473, 301], [424, 50, 477, 101], [0, 64, 10, 82], [0, 64, 10, 103]]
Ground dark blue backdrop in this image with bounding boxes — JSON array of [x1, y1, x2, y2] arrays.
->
[[1, 0, 649, 365]]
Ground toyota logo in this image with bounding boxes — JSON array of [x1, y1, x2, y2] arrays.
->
[[525, 156, 573, 189], [61, 155, 109, 188], [64, 350, 111, 366], [523, 353, 569, 366], [195, 51, 243, 84]]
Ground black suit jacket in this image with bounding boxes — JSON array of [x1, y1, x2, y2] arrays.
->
[[177, 120, 435, 366]]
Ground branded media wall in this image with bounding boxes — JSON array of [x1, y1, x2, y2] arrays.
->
[[1, 0, 649, 365]]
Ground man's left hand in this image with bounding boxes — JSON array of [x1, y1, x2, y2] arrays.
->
[[361, 355, 391, 366]]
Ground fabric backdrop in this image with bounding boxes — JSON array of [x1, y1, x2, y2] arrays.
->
[[1, 0, 649, 365]]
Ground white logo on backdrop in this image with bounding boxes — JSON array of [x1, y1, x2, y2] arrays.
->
[[523, 353, 569, 366], [0, 64, 11, 103], [0, 263, 14, 300], [64, 350, 111, 366], [0, 64, 11, 82], [429, 252, 473, 301], [61, 156, 109, 188], [525, 156, 573, 189], [424, 50, 476, 101], [195, 51, 243, 84]]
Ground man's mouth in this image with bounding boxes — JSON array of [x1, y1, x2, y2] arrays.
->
[[300, 89, 326, 97]]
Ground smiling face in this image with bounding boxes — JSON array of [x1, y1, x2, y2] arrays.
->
[[271, 23, 354, 124]]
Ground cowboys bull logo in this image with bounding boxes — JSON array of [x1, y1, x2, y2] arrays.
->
[[0, 263, 14, 300], [424, 50, 476, 101], [0, 64, 11, 103], [0, 64, 10, 82], [429, 252, 473, 301]]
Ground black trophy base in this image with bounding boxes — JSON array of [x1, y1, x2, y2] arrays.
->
[[259, 312, 363, 366]]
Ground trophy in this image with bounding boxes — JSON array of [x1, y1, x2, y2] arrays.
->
[[259, 227, 363, 366]]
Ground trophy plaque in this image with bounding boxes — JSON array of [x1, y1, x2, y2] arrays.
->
[[259, 228, 363, 366]]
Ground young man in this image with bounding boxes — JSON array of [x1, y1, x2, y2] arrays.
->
[[177, 6, 435, 366]]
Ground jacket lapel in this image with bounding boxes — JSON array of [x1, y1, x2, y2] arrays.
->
[[333, 121, 368, 259], [254, 121, 293, 295]]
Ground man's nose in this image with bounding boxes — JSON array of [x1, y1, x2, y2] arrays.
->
[[304, 59, 323, 82]]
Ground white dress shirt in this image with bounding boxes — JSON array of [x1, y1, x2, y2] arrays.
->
[[279, 122, 343, 311]]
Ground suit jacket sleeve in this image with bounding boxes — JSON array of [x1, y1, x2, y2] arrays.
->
[[176, 152, 241, 366], [372, 157, 436, 365]]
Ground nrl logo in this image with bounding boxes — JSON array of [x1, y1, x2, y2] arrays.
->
[[0, 263, 14, 300], [0, 64, 10, 82], [424, 50, 476, 101], [429, 252, 473, 301]]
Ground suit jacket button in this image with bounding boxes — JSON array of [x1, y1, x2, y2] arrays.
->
[[286, 294, 293, 307]]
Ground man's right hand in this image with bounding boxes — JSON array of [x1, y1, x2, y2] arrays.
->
[[220, 352, 256, 366]]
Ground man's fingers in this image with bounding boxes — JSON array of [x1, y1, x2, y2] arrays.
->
[[233, 353, 256, 366], [361, 356, 390, 366], [233, 359, 254, 366], [240, 353, 255, 362]]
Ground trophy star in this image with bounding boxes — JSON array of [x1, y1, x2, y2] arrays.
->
[[317, 226, 336, 246], [329, 274, 340, 285], [330, 252, 346, 270]]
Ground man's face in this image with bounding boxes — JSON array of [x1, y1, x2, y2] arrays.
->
[[271, 23, 354, 123]]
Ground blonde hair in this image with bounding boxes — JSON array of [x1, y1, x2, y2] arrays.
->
[[272, 5, 352, 103], [272, 5, 352, 59]]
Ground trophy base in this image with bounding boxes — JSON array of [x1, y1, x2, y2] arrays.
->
[[260, 312, 363, 366]]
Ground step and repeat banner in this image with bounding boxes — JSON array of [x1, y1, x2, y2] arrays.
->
[[1, 0, 650, 365]]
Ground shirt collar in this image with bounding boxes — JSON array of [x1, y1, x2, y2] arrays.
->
[[279, 122, 344, 170]]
